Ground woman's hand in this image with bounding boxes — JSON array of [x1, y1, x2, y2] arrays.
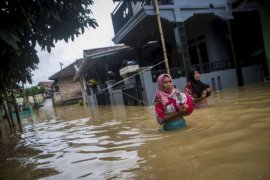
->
[[163, 104, 190, 122], [201, 90, 207, 98], [178, 104, 189, 116]]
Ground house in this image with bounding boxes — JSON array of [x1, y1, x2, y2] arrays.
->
[[76, 0, 269, 107], [49, 59, 84, 106], [38, 81, 53, 98], [38, 81, 53, 91], [75, 43, 161, 106], [109, 0, 268, 103]]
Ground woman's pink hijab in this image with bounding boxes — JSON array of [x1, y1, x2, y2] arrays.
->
[[156, 74, 175, 104], [157, 74, 174, 92]]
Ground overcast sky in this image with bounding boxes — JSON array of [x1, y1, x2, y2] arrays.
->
[[30, 0, 117, 86]]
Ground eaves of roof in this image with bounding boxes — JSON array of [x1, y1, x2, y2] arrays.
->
[[74, 46, 134, 81], [49, 59, 84, 80]]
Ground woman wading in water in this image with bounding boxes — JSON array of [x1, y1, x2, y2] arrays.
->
[[154, 74, 193, 131], [185, 69, 211, 108]]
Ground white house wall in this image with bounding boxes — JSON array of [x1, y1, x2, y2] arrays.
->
[[200, 69, 238, 90]]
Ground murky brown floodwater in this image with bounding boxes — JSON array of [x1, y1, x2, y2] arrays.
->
[[1, 83, 270, 180]]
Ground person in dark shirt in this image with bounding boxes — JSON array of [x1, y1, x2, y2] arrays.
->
[[185, 69, 211, 108]]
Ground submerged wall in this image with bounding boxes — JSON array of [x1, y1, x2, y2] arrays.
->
[[138, 66, 264, 105], [82, 66, 263, 107]]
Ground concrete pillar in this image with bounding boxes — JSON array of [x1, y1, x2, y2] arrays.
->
[[105, 80, 115, 104], [138, 67, 156, 105], [88, 88, 97, 109]]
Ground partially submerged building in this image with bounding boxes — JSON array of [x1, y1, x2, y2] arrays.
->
[[76, 0, 269, 107], [75, 43, 161, 106], [49, 59, 84, 106]]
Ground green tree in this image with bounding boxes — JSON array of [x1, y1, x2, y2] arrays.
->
[[25, 85, 46, 97], [0, 0, 97, 86], [0, 0, 98, 128]]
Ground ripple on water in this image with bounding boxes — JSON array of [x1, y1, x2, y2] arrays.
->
[[1, 84, 270, 179]]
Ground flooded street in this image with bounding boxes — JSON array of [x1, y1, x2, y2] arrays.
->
[[1, 83, 270, 180]]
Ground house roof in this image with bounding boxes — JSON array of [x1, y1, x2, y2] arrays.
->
[[76, 45, 133, 79], [38, 81, 53, 88], [49, 59, 84, 80], [74, 42, 160, 82], [83, 44, 129, 57]]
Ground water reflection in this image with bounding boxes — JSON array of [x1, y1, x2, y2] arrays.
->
[[1, 83, 270, 179]]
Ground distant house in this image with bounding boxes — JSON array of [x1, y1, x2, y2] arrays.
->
[[38, 81, 53, 90], [49, 59, 84, 106], [38, 81, 53, 98]]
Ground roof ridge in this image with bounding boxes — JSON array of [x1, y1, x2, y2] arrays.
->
[[83, 44, 129, 57], [48, 58, 84, 80]]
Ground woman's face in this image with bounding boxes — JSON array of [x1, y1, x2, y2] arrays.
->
[[194, 71, 200, 81], [162, 76, 173, 92]]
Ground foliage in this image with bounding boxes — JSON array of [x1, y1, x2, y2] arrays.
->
[[0, 0, 98, 89], [25, 85, 47, 97]]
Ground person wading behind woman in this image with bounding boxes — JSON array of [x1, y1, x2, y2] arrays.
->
[[154, 74, 193, 131], [185, 69, 211, 108]]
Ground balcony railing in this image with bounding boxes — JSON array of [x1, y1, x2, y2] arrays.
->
[[151, 60, 234, 82], [189, 60, 234, 73], [111, 0, 174, 35], [151, 67, 185, 82]]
